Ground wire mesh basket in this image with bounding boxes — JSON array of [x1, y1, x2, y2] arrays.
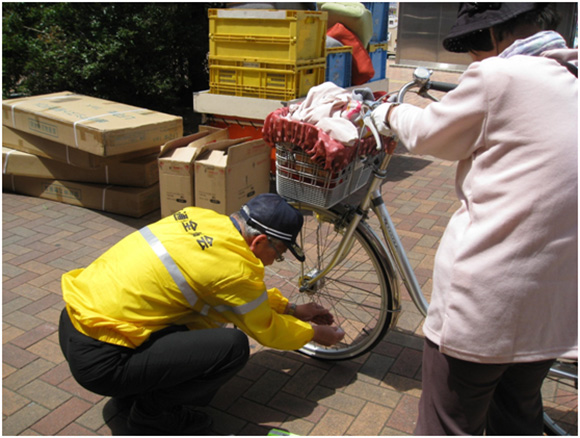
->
[[275, 142, 378, 208]]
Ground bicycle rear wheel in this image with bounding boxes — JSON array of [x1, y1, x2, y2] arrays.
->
[[264, 202, 399, 360], [543, 359, 578, 435]]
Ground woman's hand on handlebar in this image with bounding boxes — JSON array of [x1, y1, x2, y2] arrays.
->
[[366, 103, 399, 154], [370, 103, 395, 137]]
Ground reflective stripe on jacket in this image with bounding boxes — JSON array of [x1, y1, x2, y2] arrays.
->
[[62, 207, 314, 350]]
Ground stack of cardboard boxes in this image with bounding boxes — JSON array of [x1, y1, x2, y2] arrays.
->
[[2, 91, 272, 219], [2, 91, 182, 217], [158, 126, 271, 218]]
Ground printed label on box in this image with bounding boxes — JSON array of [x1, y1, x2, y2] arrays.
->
[[42, 182, 82, 201], [28, 118, 59, 138]]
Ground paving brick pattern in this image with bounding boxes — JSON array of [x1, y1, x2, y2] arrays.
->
[[2, 61, 464, 435]]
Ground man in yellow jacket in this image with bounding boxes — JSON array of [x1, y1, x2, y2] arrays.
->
[[59, 193, 344, 435]]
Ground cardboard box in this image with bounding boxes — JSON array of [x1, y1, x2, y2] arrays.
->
[[158, 126, 231, 217], [2, 91, 182, 157], [195, 138, 271, 215], [3, 174, 160, 218], [2, 147, 158, 187], [2, 125, 160, 168]]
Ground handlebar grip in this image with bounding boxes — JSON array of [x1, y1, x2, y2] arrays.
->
[[429, 81, 457, 92]]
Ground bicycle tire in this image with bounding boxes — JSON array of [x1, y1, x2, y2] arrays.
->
[[264, 202, 399, 360], [542, 359, 578, 435]]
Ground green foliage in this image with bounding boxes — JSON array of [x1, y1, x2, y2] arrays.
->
[[2, 3, 223, 120]]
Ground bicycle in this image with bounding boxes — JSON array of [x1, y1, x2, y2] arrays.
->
[[543, 359, 578, 435], [263, 67, 577, 435]]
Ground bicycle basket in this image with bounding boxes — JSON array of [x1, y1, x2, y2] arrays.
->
[[275, 142, 378, 208]]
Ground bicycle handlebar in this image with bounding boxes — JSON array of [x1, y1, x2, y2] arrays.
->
[[429, 81, 457, 93], [363, 67, 458, 150]]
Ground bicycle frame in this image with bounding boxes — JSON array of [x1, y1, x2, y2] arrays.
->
[[297, 68, 438, 319], [297, 148, 429, 319]]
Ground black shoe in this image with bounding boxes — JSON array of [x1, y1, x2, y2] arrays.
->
[[126, 402, 213, 436]]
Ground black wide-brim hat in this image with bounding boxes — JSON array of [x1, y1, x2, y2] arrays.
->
[[443, 3, 543, 53]]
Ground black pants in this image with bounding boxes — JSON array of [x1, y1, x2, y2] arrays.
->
[[59, 308, 249, 409], [415, 338, 554, 435]]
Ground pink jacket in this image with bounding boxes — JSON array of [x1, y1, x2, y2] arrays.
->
[[391, 50, 578, 363]]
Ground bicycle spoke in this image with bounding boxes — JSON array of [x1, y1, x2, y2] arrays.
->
[[264, 203, 396, 360]]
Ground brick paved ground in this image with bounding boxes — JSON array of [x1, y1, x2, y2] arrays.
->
[[3, 61, 464, 435]]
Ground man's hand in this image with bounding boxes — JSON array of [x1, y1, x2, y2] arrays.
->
[[291, 302, 334, 325], [312, 325, 345, 346]]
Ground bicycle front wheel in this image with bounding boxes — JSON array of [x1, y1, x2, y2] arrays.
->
[[264, 202, 399, 360]]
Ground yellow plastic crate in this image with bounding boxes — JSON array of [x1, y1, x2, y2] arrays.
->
[[209, 57, 326, 101], [208, 9, 328, 63]]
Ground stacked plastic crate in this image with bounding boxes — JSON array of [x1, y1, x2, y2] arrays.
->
[[364, 3, 390, 82], [325, 46, 353, 88], [208, 8, 328, 101]]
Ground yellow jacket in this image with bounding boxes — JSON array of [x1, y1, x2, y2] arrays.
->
[[62, 207, 314, 350]]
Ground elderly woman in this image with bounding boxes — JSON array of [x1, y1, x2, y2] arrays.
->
[[371, 3, 577, 435]]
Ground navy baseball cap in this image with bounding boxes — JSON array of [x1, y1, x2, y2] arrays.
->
[[240, 193, 305, 262]]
